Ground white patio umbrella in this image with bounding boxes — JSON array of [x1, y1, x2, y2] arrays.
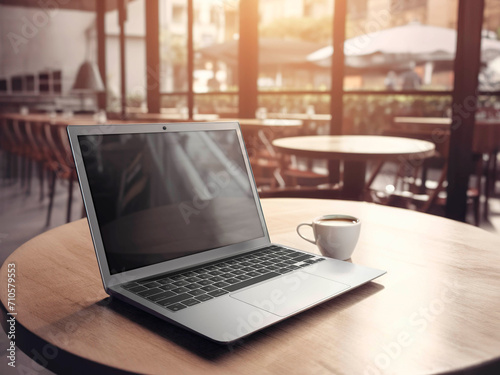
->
[[308, 22, 500, 69]]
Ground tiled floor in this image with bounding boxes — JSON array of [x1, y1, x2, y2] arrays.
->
[[0, 158, 499, 373]]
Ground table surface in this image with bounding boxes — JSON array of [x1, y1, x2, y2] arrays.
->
[[2, 199, 500, 374], [273, 135, 436, 161], [393, 116, 500, 154]]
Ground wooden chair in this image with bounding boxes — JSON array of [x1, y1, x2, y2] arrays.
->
[[258, 184, 342, 200], [367, 124, 481, 225], [23, 120, 48, 200], [0, 118, 21, 181], [43, 123, 78, 226]]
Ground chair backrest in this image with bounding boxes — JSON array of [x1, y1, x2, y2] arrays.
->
[[384, 118, 451, 158], [258, 185, 341, 200]]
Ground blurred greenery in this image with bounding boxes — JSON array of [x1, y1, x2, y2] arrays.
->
[[343, 94, 452, 134]]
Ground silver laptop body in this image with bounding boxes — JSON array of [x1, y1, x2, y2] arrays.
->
[[67, 122, 385, 344]]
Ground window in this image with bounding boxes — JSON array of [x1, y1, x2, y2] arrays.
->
[[479, 0, 500, 93], [344, 0, 459, 92], [11, 76, 23, 92], [193, 0, 239, 94], [52, 71, 62, 94], [258, 0, 333, 92], [39, 72, 50, 93], [160, 0, 188, 94], [0, 79, 7, 93], [25, 75, 35, 92]]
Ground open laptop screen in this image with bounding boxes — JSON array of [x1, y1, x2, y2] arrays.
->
[[78, 129, 265, 275]]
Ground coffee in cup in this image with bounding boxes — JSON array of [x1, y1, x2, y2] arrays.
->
[[296, 214, 361, 260]]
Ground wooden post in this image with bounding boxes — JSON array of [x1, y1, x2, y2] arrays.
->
[[96, 0, 107, 111], [446, 0, 484, 221], [238, 0, 258, 118], [145, 0, 160, 113], [328, 0, 347, 185], [118, 0, 127, 118], [187, 0, 194, 119]]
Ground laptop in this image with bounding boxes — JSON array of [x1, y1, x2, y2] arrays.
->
[[67, 122, 385, 344]]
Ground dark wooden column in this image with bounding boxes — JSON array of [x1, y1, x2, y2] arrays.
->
[[118, 0, 127, 118], [446, 0, 484, 221], [238, 0, 258, 118], [145, 0, 160, 113], [96, 0, 107, 110], [328, 0, 347, 185], [187, 0, 194, 118]]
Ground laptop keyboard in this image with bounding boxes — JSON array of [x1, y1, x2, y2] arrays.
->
[[121, 245, 325, 312]]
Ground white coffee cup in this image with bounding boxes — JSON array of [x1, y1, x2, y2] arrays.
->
[[296, 214, 361, 260]]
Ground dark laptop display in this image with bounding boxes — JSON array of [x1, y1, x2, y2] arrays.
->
[[78, 130, 264, 274]]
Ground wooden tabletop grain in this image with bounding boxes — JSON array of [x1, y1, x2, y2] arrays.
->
[[1, 199, 500, 374]]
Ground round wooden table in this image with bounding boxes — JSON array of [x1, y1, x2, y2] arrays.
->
[[2, 199, 500, 374], [273, 135, 435, 200]]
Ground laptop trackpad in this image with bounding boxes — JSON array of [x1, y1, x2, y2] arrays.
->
[[230, 271, 350, 317]]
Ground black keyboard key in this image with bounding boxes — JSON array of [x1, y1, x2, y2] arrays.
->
[[185, 277, 201, 283], [231, 270, 245, 275], [209, 276, 224, 282], [265, 265, 279, 271], [278, 268, 293, 274], [220, 273, 234, 279], [246, 271, 260, 277], [201, 285, 218, 292], [197, 279, 213, 286], [147, 291, 176, 302], [172, 280, 189, 287], [214, 281, 230, 288], [160, 284, 175, 291], [165, 303, 187, 312], [128, 285, 147, 293], [183, 272, 198, 277], [157, 293, 191, 306], [240, 262, 253, 267], [143, 281, 162, 288], [235, 275, 251, 281], [186, 283, 202, 290], [242, 267, 255, 272], [255, 268, 268, 274], [172, 287, 189, 294], [137, 288, 164, 297], [169, 274, 185, 281], [183, 299, 201, 307], [225, 278, 240, 284], [219, 268, 233, 273], [196, 294, 214, 302], [288, 265, 300, 270], [205, 266, 217, 271], [188, 289, 206, 297], [208, 289, 229, 297], [196, 274, 212, 279], [156, 278, 172, 285], [208, 270, 223, 276], [224, 272, 280, 292]]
